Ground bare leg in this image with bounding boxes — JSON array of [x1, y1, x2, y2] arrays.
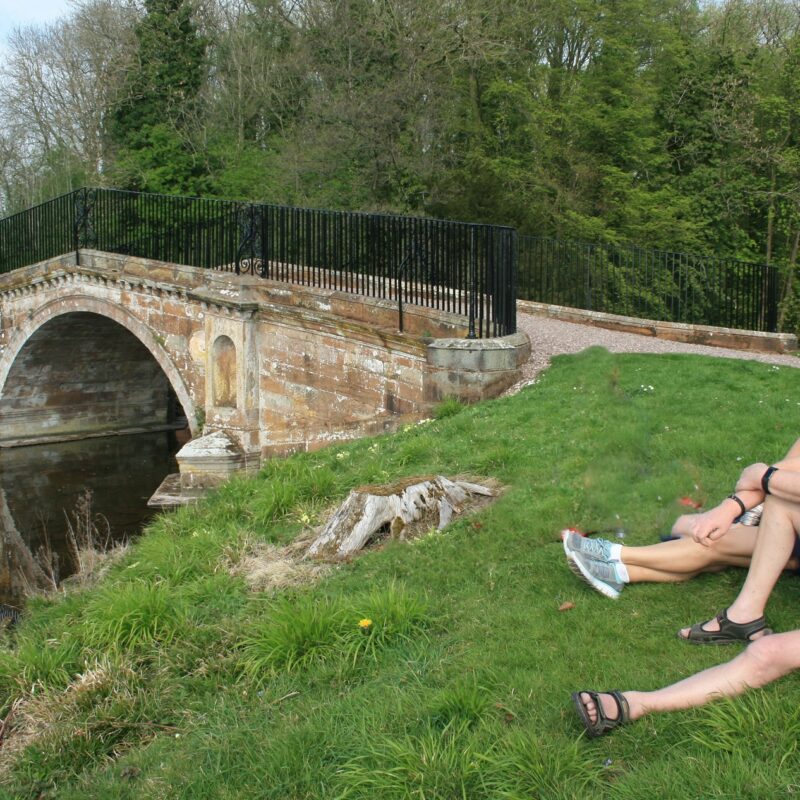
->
[[622, 524, 760, 581], [579, 630, 800, 726], [680, 496, 800, 638]]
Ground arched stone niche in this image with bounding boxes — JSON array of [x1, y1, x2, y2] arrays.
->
[[212, 335, 237, 408]]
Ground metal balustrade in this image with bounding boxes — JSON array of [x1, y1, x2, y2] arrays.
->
[[0, 188, 518, 339], [518, 235, 779, 333]]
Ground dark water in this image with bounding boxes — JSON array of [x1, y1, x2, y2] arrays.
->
[[0, 431, 185, 607]]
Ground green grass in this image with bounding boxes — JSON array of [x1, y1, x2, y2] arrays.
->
[[2, 348, 800, 798]]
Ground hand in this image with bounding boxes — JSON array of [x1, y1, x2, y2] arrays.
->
[[735, 462, 770, 495], [685, 503, 739, 547]]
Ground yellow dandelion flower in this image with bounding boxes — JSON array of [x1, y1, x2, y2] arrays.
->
[[358, 618, 373, 630]]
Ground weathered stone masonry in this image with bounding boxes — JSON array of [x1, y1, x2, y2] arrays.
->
[[0, 250, 530, 471]]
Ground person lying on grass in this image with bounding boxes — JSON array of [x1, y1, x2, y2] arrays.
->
[[563, 437, 800, 628]]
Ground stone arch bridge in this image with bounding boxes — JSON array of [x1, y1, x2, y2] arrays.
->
[[0, 249, 528, 489]]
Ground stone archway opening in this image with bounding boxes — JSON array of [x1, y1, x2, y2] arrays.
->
[[0, 311, 189, 446]]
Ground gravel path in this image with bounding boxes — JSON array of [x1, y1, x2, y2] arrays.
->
[[506, 312, 800, 395]]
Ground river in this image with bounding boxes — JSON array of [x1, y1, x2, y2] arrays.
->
[[0, 430, 186, 608]]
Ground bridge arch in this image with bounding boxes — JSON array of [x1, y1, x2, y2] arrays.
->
[[0, 294, 199, 443]]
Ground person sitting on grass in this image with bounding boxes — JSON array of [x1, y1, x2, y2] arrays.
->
[[572, 439, 800, 736], [562, 501, 776, 601], [563, 437, 800, 630]]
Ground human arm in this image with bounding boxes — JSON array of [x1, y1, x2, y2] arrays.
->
[[689, 445, 800, 547], [685, 497, 752, 546], [735, 458, 800, 504], [783, 438, 800, 460]]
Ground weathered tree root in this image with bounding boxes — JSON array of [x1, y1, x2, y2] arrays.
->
[[306, 475, 496, 560]]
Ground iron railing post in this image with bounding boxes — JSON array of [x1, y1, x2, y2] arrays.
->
[[468, 227, 477, 339]]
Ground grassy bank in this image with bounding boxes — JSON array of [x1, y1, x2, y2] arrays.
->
[[2, 347, 800, 798]]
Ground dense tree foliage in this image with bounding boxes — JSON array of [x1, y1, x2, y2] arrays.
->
[[2, 0, 800, 326], [107, 0, 210, 193]]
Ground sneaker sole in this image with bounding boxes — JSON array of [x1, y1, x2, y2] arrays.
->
[[563, 536, 589, 581], [566, 552, 621, 600]]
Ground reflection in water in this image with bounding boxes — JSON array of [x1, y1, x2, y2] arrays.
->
[[0, 431, 183, 607]]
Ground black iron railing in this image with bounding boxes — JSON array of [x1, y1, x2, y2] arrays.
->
[[0, 188, 517, 338], [0, 192, 76, 274], [1, 189, 781, 335], [518, 236, 780, 333]]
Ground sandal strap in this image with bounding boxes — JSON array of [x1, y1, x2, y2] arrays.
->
[[717, 609, 769, 638], [683, 608, 771, 643], [607, 690, 630, 724]]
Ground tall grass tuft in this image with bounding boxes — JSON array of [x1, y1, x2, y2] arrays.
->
[[340, 581, 431, 667], [479, 731, 602, 799], [239, 594, 347, 679], [81, 580, 187, 652], [434, 396, 465, 420], [0, 633, 82, 696], [335, 721, 484, 799], [429, 674, 494, 729], [685, 690, 800, 765]]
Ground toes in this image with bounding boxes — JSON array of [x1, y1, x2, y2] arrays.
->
[[679, 618, 721, 640], [579, 692, 599, 724]]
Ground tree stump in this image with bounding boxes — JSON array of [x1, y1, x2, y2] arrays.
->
[[306, 475, 496, 560]]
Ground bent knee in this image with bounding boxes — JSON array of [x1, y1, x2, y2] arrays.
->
[[743, 634, 800, 686]]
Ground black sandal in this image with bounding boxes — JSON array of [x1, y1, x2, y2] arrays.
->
[[678, 608, 772, 645], [572, 689, 630, 738]]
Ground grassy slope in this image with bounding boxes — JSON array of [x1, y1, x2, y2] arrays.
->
[[2, 347, 800, 798]]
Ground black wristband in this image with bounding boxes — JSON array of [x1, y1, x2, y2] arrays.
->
[[727, 494, 746, 517], [762, 466, 779, 495]]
